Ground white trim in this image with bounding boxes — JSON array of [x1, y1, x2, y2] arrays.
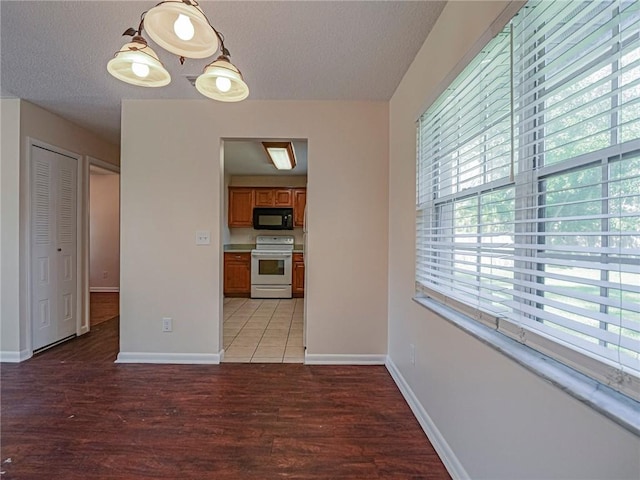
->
[[304, 353, 386, 365], [87, 156, 120, 174], [0, 349, 33, 363], [115, 351, 222, 364], [385, 356, 469, 480], [90, 287, 120, 293]]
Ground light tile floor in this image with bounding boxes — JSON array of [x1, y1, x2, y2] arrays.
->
[[222, 298, 304, 363]]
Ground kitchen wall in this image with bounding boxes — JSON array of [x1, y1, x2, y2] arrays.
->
[[119, 100, 388, 361], [89, 171, 120, 291], [222, 172, 231, 246], [228, 227, 304, 246], [0, 99, 119, 359], [230, 175, 307, 187], [387, 1, 640, 479]]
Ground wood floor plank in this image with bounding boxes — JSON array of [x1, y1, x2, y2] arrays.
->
[[1, 319, 451, 480], [89, 292, 119, 326]]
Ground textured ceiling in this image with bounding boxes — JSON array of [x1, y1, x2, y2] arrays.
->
[[1, 0, 445, 171]]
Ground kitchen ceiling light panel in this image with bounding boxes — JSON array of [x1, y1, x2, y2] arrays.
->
[[263, 142, 296, 170], [195, 56, 250, 102], [143, 1, 219, 59], [107, 39, 171, 87]]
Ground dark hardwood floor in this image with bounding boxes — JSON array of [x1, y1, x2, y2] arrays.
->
[[1, 318, 451, 480], [90, 292, 119, 326]]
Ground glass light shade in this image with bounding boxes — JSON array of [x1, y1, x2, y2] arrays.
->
[[107, 40, 171, 87], [143, 2, 219, 59], [195, 56, 249, 102]]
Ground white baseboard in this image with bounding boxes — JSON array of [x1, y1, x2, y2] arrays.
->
[[90, 287, 119, 293], [304, 353, 387, 365], [385, 356, 469, 480], [116, 351, 222, 364], [0, 349, 33, 363]]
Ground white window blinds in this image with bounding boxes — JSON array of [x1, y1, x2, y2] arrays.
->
[[416, 0, 640, 401]]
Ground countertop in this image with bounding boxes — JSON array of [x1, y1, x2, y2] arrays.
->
[[224, 244, 254, 252], [224, 244, 304, 253]]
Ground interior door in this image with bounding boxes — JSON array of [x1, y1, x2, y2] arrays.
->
[[31, 145, 77, 350]]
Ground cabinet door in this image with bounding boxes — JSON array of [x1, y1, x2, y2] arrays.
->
[[293, 188, 307, 227], [228, 188, 254, 227], [274, 189, 293, 206], [292, 253, 305, 297], [224, 253, 251, 296], [254, 189, 274, 206]]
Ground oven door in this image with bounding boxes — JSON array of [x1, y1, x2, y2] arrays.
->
[[251, 251, 293, 285]]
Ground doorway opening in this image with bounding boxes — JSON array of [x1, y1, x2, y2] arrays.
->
[[220, 138, 308, 363], [88, 162, 120, 328]]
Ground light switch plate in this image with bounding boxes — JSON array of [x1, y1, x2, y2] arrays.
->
[[196, 230, 211, 245]]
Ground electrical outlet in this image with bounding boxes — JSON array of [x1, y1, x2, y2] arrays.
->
[[410, 344, 415, 365], [162, 317, 172, 332], [102, 271, 108, 279]]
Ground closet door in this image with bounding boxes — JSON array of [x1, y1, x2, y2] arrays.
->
[[31, 145, 77, 350]]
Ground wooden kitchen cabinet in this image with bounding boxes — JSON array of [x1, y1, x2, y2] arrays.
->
[[254, 188, 293, 207], [293, 188, 306, 227], [274, 189, 293, 206], [228, 188, 254, 227], [254, 188, 274, 206], [228, 186, 305, 227], [224, 252, 251, 297], [292, 253, 305, 297]]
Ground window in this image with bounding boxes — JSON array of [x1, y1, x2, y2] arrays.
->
[[416, 0, 640, 401]]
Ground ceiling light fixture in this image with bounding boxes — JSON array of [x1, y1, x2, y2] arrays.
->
[[107, 0, 249, 101], [262, 142, 297, 170]]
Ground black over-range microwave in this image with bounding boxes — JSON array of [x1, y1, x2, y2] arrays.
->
[[253, 207, 294, 230]]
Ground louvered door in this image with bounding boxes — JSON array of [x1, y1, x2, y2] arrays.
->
[[31, 145, 77, 350]]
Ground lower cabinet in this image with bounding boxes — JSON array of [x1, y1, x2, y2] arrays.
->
[[292, 253, 305, 297], [224, 252, 251, 297]]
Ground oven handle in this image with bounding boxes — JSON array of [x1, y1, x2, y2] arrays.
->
[[252, 252, 292, 257]]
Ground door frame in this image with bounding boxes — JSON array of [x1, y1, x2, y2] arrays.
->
[[24, 138, 84, 355], [84, 157, 120, 330]]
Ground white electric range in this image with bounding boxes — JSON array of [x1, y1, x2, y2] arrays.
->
[[251, 235, 294, 299]]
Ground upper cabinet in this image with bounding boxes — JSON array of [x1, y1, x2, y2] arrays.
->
[[228, 188, 254, 227], [254, 188, 293, 207], [228, 186, 306, 228], [274, 189, 293, 206], [293, 188, 306, 227]]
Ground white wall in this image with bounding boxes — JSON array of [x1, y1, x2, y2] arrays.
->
[[0, 99, 21, 357], [0, 99, 119, 358], [89, 172, 120, 291], [388, 2, 640, 479], [119, 100, 388, 359]]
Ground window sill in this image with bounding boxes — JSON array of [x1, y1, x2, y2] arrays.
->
[[413, 296, 640, 437]]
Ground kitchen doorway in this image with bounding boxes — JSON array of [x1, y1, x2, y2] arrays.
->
[[220, 138, 308, 363]]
